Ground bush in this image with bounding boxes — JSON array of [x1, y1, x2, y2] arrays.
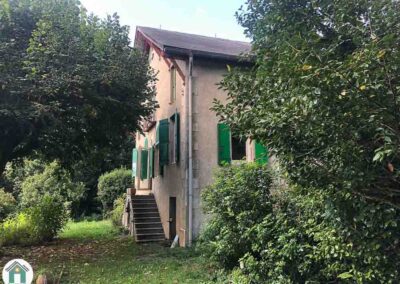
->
[[109, 195, 126, 227], [0, 196, 67, 246], [200, 163, 273, 269], [199, 164, 400, 283], [98, 168, 132, 212], [0, 188, 16, 220], [20, 160, 85, 214]]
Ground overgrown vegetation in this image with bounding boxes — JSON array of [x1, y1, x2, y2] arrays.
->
[[0, 196, 67, 246], [98, 168, 132, 212], [200, 163, 400, 283], [110, 195, 126, 227], [204, 0, 400, 282], [0, 220, 217, 284], [215, 0, 400, 207]]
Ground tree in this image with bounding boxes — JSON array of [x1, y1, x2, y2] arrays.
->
[[0, 0, 156, 175], [214, 0, 400, 206]]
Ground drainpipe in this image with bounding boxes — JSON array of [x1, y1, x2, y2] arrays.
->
[[188, 53, 194, 246]]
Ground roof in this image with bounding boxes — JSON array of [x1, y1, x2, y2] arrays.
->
[[136, 26, 251, 61]]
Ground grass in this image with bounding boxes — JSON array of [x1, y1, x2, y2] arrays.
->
[[0, 220, 219, 284]]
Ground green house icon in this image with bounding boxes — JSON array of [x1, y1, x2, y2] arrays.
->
[[5, 261, 29, 284]]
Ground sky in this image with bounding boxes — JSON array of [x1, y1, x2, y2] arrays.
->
[[79, 0, 249, 43]]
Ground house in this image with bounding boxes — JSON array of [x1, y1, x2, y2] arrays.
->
[[128, 26, 268, 247]]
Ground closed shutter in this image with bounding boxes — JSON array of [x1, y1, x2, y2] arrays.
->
[[132, 148, 138, 177], [217, 123, 231, 165], [159, 119, 169, 167], [140, 149, 148, 180], [149, 146, 154, 178], [255, 142, 268, 165]]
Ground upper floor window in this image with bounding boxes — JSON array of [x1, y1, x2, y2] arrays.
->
[[170, 66, 176, 103], [231, 136, 246, 161]]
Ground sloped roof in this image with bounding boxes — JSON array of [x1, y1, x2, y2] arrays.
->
[[136, 26, 251, 61]]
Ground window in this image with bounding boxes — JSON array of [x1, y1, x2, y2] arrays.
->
[[231, 136, 246, 161], [218, 123, 247, 164], [170, 66, 176, 103]]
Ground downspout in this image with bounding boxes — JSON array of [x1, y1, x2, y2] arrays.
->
[[188, 53, 194, 246]]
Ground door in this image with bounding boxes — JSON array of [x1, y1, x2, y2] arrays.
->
[[169, 197, 177, 240]]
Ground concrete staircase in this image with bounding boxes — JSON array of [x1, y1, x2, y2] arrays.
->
[[131, 195, 165, 243]]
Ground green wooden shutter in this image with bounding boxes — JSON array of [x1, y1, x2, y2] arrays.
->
[[132, 148, 138, 177], [149, 146, 154, 178], [159, 119, 169, 167], [255, 142, 268, 165], [144, 138, 148, 148], [217, 123, 231, 165], [140, 149, 148, 180]]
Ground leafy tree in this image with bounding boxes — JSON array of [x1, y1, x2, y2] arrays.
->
[[20, 160, 85, 213], [215, 0, 400, 206], [0, 0, 156, 175]]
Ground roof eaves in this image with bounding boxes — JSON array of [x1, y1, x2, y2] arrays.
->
[[136, 27, 165, 52]]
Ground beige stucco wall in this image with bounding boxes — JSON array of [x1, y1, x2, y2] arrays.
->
[[135, 49, 260, 246], [135, 47, 188, 246]]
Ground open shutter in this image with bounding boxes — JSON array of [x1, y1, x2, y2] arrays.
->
[[255, 142, 268, 165], [218, 123, 231, 165], [132, 148, 138, 177], [170, 112, 180, 163], [159, 119, 169, 167], [140, 149, 148, 180], [149, 146, 154, 178]]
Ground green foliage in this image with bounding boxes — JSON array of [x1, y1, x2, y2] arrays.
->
[[2, 159, 45, 197], [200, 163, 273, 269], [19, 160, 85, 214], [28, 195, 68, 242], [110, 195, 126, 227], [200, 164, 400, 283], [0, 196, 67, 246], [0, 0, 156, 176], [215, 0, 400, 206], [0, 187, 16, 220], [98, 168, 132, 212]]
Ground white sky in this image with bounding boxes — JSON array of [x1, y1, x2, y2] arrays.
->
[[79, 0, 249, 43]]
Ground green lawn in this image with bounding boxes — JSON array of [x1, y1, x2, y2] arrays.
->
[[0, 220, 218, 283]]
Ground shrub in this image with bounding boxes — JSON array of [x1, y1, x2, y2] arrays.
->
[[98, 168, 132, 212], [0, 188, 16, 220], [20, 160, 85, 213], [199, 164, 400, 283], [109, 195, 126, 227], [200, 163, 273, 269], [2, 159, 45, 198], [0, 196, 67, 246]]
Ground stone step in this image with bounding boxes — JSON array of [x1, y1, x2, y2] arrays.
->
[[135, 227, 164, 235], [135, 222, 162, 229], [132, 195, 155, 200], [132, 199, 156, 206], [134, 212, 160, 218], [132, 202, 157, 208], [134, 216, 161, 223], [133, 208, 159, 213]]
